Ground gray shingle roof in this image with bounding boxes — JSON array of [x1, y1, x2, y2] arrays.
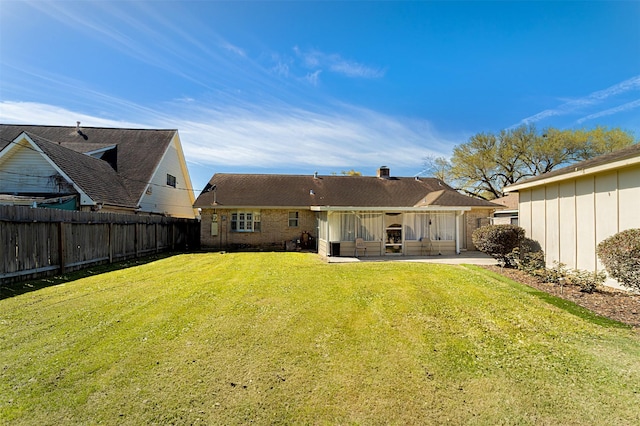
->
[[29, 135, 138, 208], [194, 173, 500, 209], [1, 124, 177, 207]]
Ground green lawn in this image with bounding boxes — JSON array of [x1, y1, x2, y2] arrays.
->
[[2, 252, 639, 425]]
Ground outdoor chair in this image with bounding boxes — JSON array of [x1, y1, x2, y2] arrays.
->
[[354, 238, 367, 257]]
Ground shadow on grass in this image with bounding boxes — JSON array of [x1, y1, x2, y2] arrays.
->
[[465, 265, 631, 330], [0, 252, 177, 301]]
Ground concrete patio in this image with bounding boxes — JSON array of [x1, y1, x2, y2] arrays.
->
[[326, 250, 498, 265]]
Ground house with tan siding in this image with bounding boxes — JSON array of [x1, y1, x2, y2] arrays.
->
[[504, 143, 640, 287], [195, 167, 499, 257], [0, 124, 196, 218]]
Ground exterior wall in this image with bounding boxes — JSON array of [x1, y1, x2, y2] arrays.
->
[[200, 207, 317, 250], [463, 208, 493, 250], [0, 142, 73, 195], [138, 134, 196, 219], [517, 163, 640, 279]]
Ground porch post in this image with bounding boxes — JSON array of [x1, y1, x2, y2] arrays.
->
[[455, 212, 462, 254]]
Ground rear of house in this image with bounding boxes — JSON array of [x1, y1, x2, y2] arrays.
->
[[194, 167, 499, 257]]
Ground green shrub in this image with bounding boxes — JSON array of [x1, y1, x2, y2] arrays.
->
[[597, 229, 640, 291], [507, 237, 545, 273], [473, 224, 525, 267], [567, 269, 607, 294]]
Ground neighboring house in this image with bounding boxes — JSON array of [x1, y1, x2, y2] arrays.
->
[[194, 167, 500, 257], [0, 124, 196, 218], [504, 143, 640, 286], [490, 192, 519, 225]]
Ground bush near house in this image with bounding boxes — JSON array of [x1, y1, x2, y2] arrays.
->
[[597, 228, 640, 291], [472, 224, 525, 267]]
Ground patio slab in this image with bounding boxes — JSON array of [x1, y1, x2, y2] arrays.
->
[[326, 251, 498, 265]]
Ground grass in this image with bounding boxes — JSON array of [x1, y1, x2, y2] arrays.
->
[[1, 252, 640, 425]]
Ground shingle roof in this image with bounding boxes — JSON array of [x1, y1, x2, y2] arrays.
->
[[28, 135, 138, 208], [194, 173, 500, 209], [0, 124, 177, 206]]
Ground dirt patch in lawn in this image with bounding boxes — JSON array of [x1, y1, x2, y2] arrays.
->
[[483, 265, 640, 329]]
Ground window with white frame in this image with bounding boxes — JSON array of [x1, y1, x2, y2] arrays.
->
[[288, 211, 299, 227], [231, 211, 261, 232]]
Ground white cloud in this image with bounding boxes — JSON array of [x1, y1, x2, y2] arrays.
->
[[305, 70, 322, 86], [576, 99, 640, 124], [0, 100, 455, 175], [516, 75, 640, 127], [293, 47, 385, 80]]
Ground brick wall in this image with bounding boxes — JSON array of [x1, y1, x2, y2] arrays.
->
[[200, 208, 317, 250], [465, 208, 492, 250]]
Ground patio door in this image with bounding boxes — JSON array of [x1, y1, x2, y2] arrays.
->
[[385, 213, 403, 254]]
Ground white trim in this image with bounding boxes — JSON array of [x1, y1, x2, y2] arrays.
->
[[84, 145, 117, 156]]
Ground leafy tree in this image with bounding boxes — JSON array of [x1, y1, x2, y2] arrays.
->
[[424, 125, 636, 199]]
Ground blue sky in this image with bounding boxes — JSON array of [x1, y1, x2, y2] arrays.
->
[[1, 1, 639, 194]]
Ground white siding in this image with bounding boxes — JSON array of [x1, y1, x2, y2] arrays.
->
[[0, 142, 69, 194], [618, 167, 640, 230], [545, 184, 560, 265], [515, 161, 640, 288], [558, 181, 576, 267], [137, 134, 196, 218], [594, 172, 619, 246], [530, 187, 546, 250], [575, 177, 596, 271], [519, 189, 532, 237]]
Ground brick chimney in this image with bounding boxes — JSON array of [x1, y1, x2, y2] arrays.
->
[[377, 166, 390, 179]]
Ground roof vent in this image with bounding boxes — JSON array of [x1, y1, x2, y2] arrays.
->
[[313, 171, 318, 179], [377, 166, 390, 179]]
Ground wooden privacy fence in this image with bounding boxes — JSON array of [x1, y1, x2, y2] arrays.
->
[[1, 205, 200, 283]]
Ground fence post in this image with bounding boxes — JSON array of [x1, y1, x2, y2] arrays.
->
[[108, 223, 113, 264], [58, 222, 66, 274]]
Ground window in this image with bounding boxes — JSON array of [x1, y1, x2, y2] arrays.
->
[[404, 213, 429, 241], [358, 213, 383, 241], [166, 174, 176, 188], [288, 211, 299, 227], [231, 211, 261, 232], [430, 213, 455, 241]]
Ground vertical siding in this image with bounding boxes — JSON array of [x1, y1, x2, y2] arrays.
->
[[558, 181, 577, 268], [544, 184, 560, 265], [519, 190, 532, 238], [575, 177, 596, 271], [618, 167, 640, 230], [594, 172, 619, 271], [530, 188, 546, 250], [518, 163, 640, 281]]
